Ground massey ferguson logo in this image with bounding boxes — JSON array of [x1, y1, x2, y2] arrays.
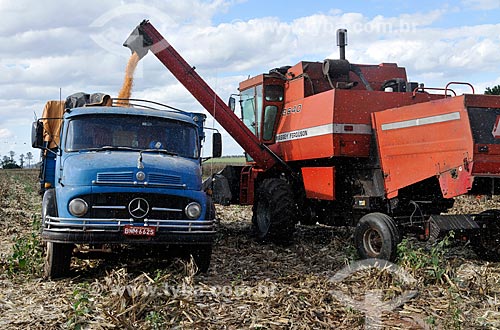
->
[[493, 115, 500, 139]]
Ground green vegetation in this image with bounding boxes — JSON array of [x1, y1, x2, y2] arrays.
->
[[67, 284, 93, 330], [7, 219, 44, 277], [485, 85, 500, 95], [202, 155, 246, 177], [397, 232, 454, 284], [1, 170, 44, 278]]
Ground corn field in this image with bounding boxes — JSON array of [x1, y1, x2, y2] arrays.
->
[[1, 169, 500, 329]]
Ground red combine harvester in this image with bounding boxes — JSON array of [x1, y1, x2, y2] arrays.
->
[[125, 20, 500, 261]]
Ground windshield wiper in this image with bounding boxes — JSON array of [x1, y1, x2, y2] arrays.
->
[[80, 146, 141, 152], [140, 148, 178, 156]]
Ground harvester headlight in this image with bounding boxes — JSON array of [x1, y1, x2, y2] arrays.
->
[[185, 202, 202, 219], [69, 198, 88, 217]]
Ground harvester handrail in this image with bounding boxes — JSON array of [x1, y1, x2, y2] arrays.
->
[[445, 82, 475, 97], [412, 87, 456, 98]]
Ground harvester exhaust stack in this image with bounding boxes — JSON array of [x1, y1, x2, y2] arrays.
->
[[336, 29, 347, 60], [123, 20, 154, 59]]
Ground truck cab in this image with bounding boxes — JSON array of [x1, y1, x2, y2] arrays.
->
[[32, 93, 221, 278]]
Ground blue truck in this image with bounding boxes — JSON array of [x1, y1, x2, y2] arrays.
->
[[32, 93, 221, 278]]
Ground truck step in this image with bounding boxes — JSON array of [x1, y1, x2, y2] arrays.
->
[[428, 214, 479, 241]]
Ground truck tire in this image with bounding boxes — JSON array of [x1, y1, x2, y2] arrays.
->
[[42, 189, 74, 279], [45, 242, 73, 279], [189, 244, 212, 273], [354, 212, 400, 261], [41, 189, 57, 229], [253, 178, 297, 244], [472, 209, 500, 261]]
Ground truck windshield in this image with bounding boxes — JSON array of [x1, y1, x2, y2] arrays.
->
[[65, 115, 199, 158]]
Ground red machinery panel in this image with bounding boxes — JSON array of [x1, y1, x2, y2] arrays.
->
[[301, 167, 335, 200], [275, 89, 443, 162], [464, 94, 500, 176], [372, 95, 476, 199]]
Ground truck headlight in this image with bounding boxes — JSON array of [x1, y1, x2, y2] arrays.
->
[[185, 202, 201, 219], [69, 198, 88, 217]]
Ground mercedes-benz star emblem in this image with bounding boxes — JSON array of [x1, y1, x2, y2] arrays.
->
[[128, 197, 150, 219]]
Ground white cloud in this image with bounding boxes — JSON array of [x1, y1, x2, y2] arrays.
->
[[1, 0, 500, 159], [0, 128, 13, 139], [462, 0, 500, 10]]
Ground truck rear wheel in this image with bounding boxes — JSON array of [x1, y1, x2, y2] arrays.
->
[[45, 242, 73, 279], [354, 212, 400, 261], [253, 178, 297, 244]]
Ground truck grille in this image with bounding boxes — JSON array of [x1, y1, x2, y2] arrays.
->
[[81, 193, 189, 220], [95, 171, 183, 187], [149, 173, 182, 185], [97, 172, 134, 182]]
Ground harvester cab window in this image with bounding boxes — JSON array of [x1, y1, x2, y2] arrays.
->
[[240, 86, 262, 138], [261, 84, 284, 142], [262, 106, 278, 141], [265, 85, 284, 102]]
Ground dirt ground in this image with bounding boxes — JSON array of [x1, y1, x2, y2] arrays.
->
[[1, 170, 500, 329]]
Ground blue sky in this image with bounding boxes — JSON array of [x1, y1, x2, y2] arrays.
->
[[0, 0, 499, 159], [213, 0, 500, 27]]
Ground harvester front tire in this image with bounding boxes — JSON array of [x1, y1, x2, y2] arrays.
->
[[253, 178, 297, 244], [354, 212, 400, 261]]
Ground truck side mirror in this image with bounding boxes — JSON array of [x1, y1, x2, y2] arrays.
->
[[212, 132, 222, 158], [31, 121, 44, 149], [228, 97, 236, 112]]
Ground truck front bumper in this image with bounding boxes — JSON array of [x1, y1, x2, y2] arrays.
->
[[42, 216, 216, 245]]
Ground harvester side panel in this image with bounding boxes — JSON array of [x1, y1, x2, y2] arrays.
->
[[275, 89, 443, 162], [372, 95, 474, 199]]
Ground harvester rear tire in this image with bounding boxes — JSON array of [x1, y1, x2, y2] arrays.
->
[[253, 178, 297, 244], [354, 212, 400, 261]]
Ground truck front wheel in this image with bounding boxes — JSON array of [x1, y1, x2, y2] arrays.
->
[[354, 212, 400, 261], [188, 244, 212, 273], [253, 178, 297, 244], [45, 242, 74, 279]]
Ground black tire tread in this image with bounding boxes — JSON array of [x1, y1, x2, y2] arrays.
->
[[354, 212, 400, 261], [253, 178, 297, 244]]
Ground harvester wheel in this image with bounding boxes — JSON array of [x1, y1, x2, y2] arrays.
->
[[253, 178, 297, 244], [45, 242, 73, 279], [472, 209, 500, 261], [354, 212, 400, 261]]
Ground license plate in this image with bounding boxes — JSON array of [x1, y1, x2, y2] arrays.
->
[[123, 225, 156, 237]]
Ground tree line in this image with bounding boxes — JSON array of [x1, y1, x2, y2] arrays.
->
[[1, 151, 34, 169]]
